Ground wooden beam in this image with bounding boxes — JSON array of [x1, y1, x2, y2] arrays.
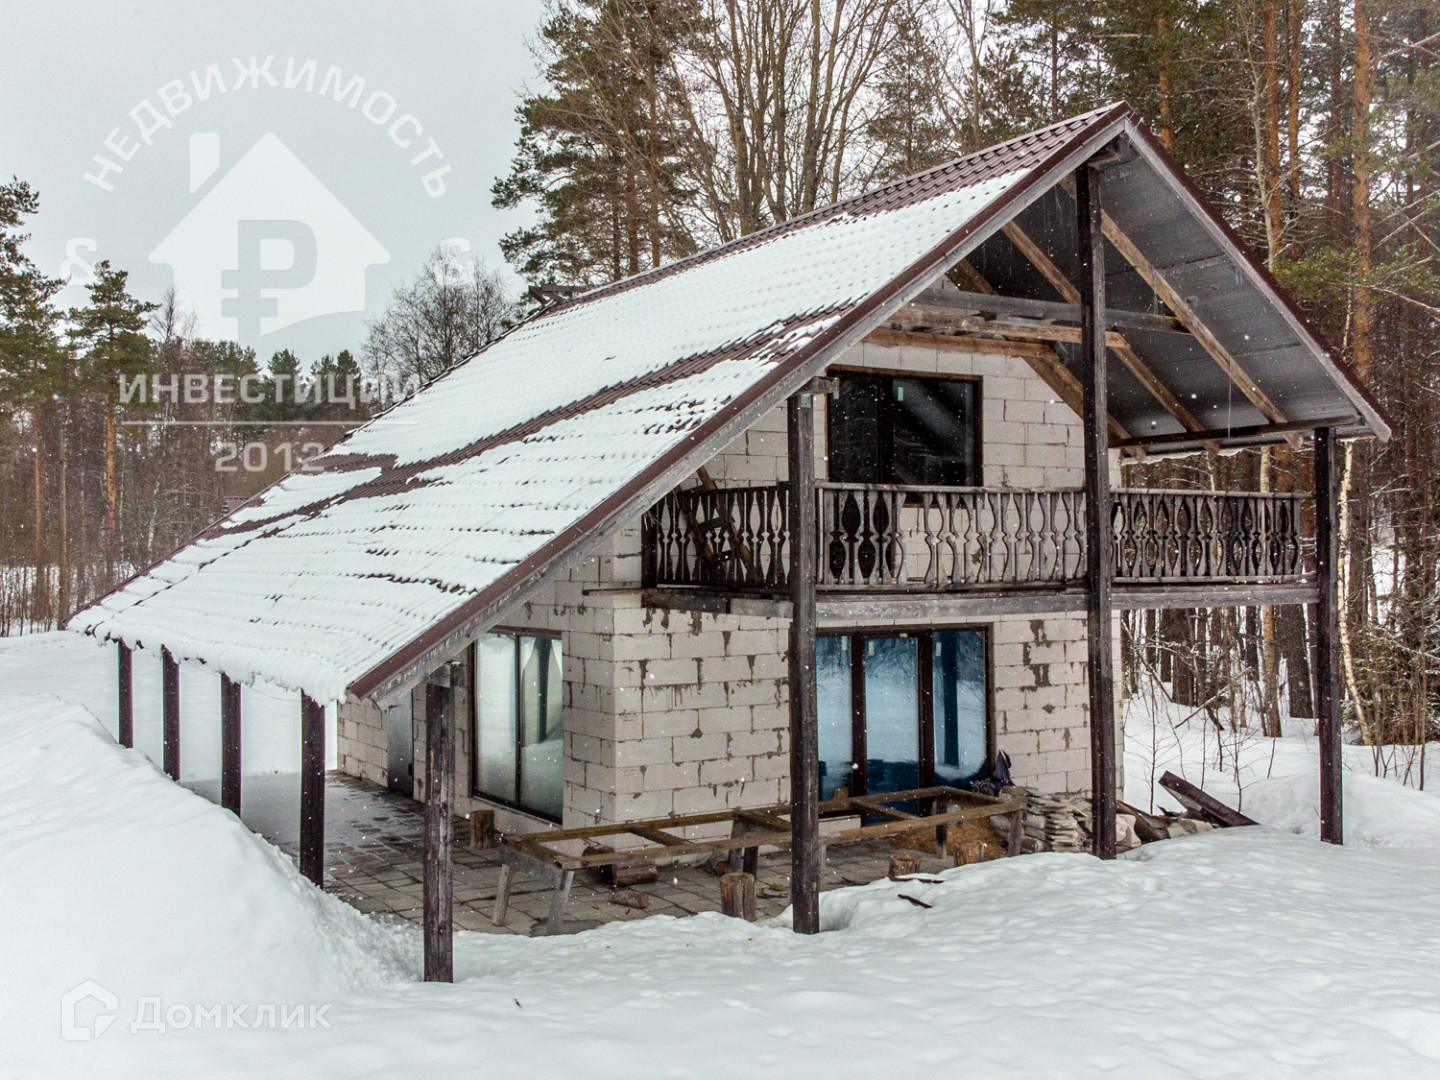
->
[[423, 674, 455, 980], [220, 674, 241, 814], [914, 284, 1186, 334], [640, 588, 792, 620], [813, 582, 1319, 623], [116, 642, 133, 749], [161, 647, 179, 780], [787, 391, 821, 935], [1077, 162, 1118, 862], [1000, 221, 1210, 440], [1158, 771, 1259, 827], [299, 694, 326, 884], [1113, 416, 1358, 450], [1313, 427, 1343, 844], [917, 269, 1137, 449], [1058, 176, 1293, 437]]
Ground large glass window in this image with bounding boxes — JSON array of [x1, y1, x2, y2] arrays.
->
[[827, 372, 980, 487], [816, 628, 990, 797], [474, 631, 564, 819], [817, 635, 854, 801], [931, 630, 989, 787]]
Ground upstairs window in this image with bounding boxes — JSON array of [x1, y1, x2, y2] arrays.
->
[[826, 371, 980, 487]]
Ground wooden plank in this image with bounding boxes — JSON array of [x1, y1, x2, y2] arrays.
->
[[1314, 427, 1343, 844], [628, 823, 696, 849], [116, 642, 133, 749], [1078, 161, 1118, 862], [423, 676, 454, 981], [161, 647, 179, 780], [787, 390, 821, 935], [299, 693, 325, 884], [1158, 771, 1259, 828], [1114, 416, 1357, 449], [735, 808, 792, 833], [640, 588, 792, 620], [847, 795, 920, 821], [1000, 221, 1209, 439], [220, 674, 241, 814]]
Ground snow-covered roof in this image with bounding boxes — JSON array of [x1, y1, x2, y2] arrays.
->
[[70, 104, 1382, 703]]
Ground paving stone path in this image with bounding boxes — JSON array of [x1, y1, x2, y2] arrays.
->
[[274, 774, 950, 935]]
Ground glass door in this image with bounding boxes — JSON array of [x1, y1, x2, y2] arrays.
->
[[816, 628, 990, 800], [860, 635, 921, 795]]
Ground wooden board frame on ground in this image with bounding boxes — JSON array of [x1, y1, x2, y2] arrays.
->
[[489, 786, 1023, 934]]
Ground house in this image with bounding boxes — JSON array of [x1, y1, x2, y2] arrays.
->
[[149, 132, 389, 339], [73, 104, 1387, 980]]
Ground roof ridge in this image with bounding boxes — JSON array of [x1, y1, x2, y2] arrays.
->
[[531, 103, 1133, 319]]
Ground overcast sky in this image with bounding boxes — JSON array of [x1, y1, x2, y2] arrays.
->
[[1, 0, 544, 360]]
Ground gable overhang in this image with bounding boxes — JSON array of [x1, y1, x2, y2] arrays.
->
[[1121, 123, 1391, 444], [351, 104, 1140, 704]]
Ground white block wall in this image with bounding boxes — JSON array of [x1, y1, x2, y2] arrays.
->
[[336, 335, 1125, 824]]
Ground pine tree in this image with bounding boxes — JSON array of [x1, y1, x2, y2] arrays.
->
[[493, 0, 701, 286], [0, 178, 64, 620], [68, 261, 156, 577]]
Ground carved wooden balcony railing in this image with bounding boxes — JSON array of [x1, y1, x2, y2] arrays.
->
[[641, 483, 1310, 592]]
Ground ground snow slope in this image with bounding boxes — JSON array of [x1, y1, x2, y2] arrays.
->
[[0, 694, 411, 1080], [2, 633, 1439, 1079]]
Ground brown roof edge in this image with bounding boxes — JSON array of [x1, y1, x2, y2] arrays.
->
[[348, 104, 1137, 702], [1124, 123, 1394, 442]]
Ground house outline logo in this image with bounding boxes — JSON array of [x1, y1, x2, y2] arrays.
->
[[150, 132, 389, 343], [61, 980, 119, 1041]]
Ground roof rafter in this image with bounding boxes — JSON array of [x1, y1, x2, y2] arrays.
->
[[1056, 175, 1299, 447], [998, 220, 1214, 448]]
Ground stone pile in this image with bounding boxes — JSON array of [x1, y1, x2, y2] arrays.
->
[[1009, 787, 1092, 853]]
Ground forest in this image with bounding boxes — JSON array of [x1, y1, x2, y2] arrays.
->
[[1, 0, 1435, 768]]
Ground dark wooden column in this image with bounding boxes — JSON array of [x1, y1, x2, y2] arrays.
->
[[787, 390, 821, 933], [1077, 160, 1117, 861], [161, 647, 180, 780], [220, 674, 242, 814], [1313, 426, 1343, 844], [424, 672, 455, 981], [299, 694, 326, 884], [116, 642, 133, 748]]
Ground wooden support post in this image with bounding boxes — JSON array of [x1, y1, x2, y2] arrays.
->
[[423, 673, 455, 981], [1314, 427, 1343, 845], [116, 642, 133, 749], [787, 391, 821, 934], [161, 647, 180, 780], [299, 694, 326, 884], [220, 674, 242, 815], [468, 808, 496, 852], [1077, 160, 1117, 861]]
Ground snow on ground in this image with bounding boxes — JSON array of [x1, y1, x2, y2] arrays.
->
[[2, 632, 1440, 1079]]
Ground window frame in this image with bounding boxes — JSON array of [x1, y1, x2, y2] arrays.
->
[[822, 366, 984, 488], [819, 623, 994, 798], [469, 628, 565, 822]]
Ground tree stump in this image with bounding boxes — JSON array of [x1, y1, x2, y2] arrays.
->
[[888, 852, 921, 880], [720, 872, 756, 921]]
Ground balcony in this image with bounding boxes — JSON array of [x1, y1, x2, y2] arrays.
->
[[641, 482, 1311, 614]]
